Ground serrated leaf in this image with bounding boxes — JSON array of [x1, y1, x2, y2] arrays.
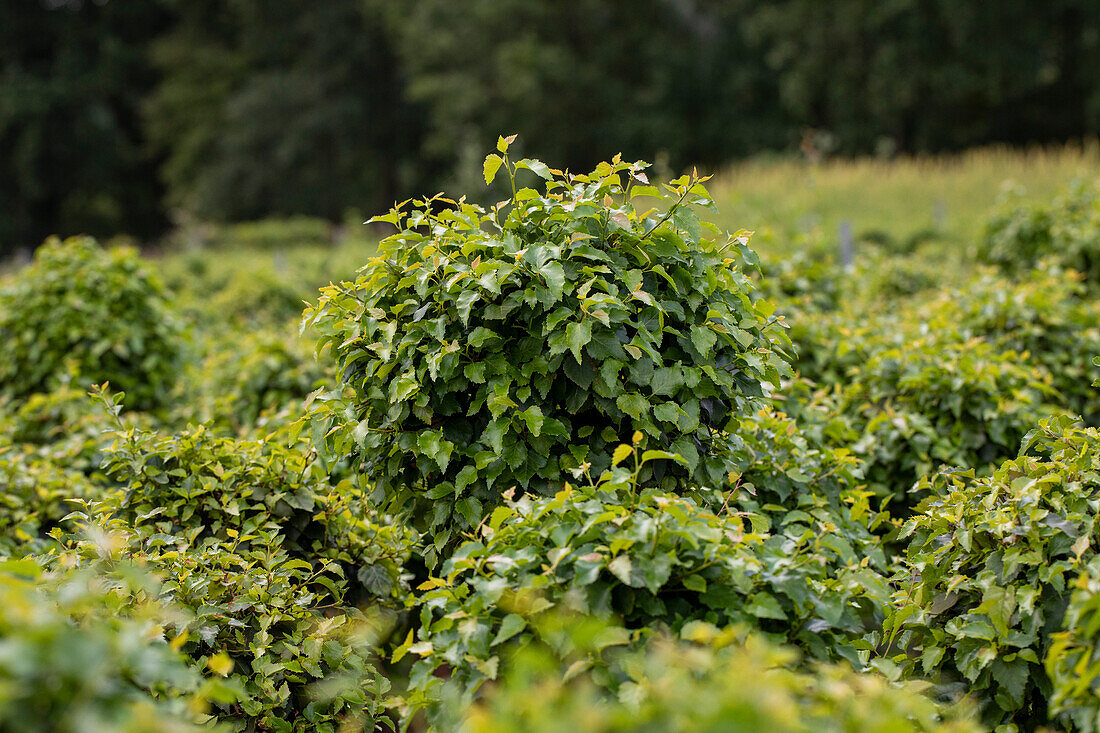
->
[[540, 261, 566, 301], [611, 444, 633, 466], [484, 154, 504, 185], [492, 614, 526, 646], [689, 325, 717, 357], [519, 406, 545, 436], [616, 392, 649, 420], [566, 320, 592, 364]]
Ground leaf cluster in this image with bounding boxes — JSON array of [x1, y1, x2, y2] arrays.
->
[[461, 619, 979, 733], [395, 447, 888, 723], [833, 336, 1060, 517], [979, 179, 1100, 284], [884, 415, 1100, 728], [0, 559, 222, 733]]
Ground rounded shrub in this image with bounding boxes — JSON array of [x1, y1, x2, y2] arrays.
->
[[93, 389, 414, 602], [833, 335, 1059, 517], [913, 268, 1100, 423], [884, 415, 1100, 729], [55, 518, 397, 733], [56, 391, 419, 730], [305, 139, 791, 556], [979, 179, 1100, 283], [0, 236, 185, 410]]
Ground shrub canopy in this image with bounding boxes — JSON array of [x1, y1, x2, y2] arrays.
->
[[0, 236, 184, 410], [305, 139, 791, 557]]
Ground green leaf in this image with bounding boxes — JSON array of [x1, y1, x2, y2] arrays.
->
[[492, 613, 526, 646], [483, 154, 504, 185], [746, 593, 786, 620], [540, 261, 566, 301], [417, 431, 454, 473], [457, 290, 480, 326], [455, 465, 478, 494], [611, 444, 633, 466], [689, 325, 717, 357], [389, 374, 418, 402], [683, 574, 707, 593], [616, 393, 649, 420], [517, 158, 553, 180], [566, 321, 592, 364], [650, 367, 683, 396], [519, 406, 545, 437], [468, 327, 498, 348], [653, 402, 681, 424], [608, 555, 642, 587], [357, 565, 394, 596]]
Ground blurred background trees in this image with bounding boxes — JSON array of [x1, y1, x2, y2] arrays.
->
[[2, 0, 1099, 253]]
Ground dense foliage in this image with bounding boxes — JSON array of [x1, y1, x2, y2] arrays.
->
[[980, 180, 1100, 283], [833, 336, 1059, 516], [0, 560, 220, 733], [398, 450, 888, 723], [0, 237, 184, 410], [10, 141, 1100, 731], [459, 620, 980, 733], [306, 143, 790, 557], [883, 416, 1100, 729]]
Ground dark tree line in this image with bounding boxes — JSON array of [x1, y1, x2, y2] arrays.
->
[[2, 0, 1098, 253]]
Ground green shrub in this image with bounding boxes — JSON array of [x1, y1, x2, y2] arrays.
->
[[305, 139, 791, 558], [913, 268, 1100, 423], [729, 405, 890, 558], [0, 559, 220, 733], [459, 620, 979, 733], [884, 415, 1100, 729], [212, 217, 333, 250], [206, 268, 313, 328], [54, 519, 395, 733], [756, 249, 844, 315], [0, 385, 144, 475], [0, 449, 100, 556], [979, 179, 1100, 282], [1047, 556, 1100, 732], [51, 392, 419, 730], [835, 336, 1059, 517], [93, 391, 413, 603], [397, 444, 888, 723], [0, 237, 185, 410], [195, 331, 325, 431]]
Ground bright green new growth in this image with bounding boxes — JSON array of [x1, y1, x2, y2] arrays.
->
[[0, 236, 185, 410], [305, 137, 792, 556], [885, 415, 1100, 729]]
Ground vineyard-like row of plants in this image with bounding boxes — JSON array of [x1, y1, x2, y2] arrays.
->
[[3, 138, 1100, 732]]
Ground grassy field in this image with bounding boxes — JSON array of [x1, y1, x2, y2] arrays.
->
[[709, 141, 1100, 257]]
